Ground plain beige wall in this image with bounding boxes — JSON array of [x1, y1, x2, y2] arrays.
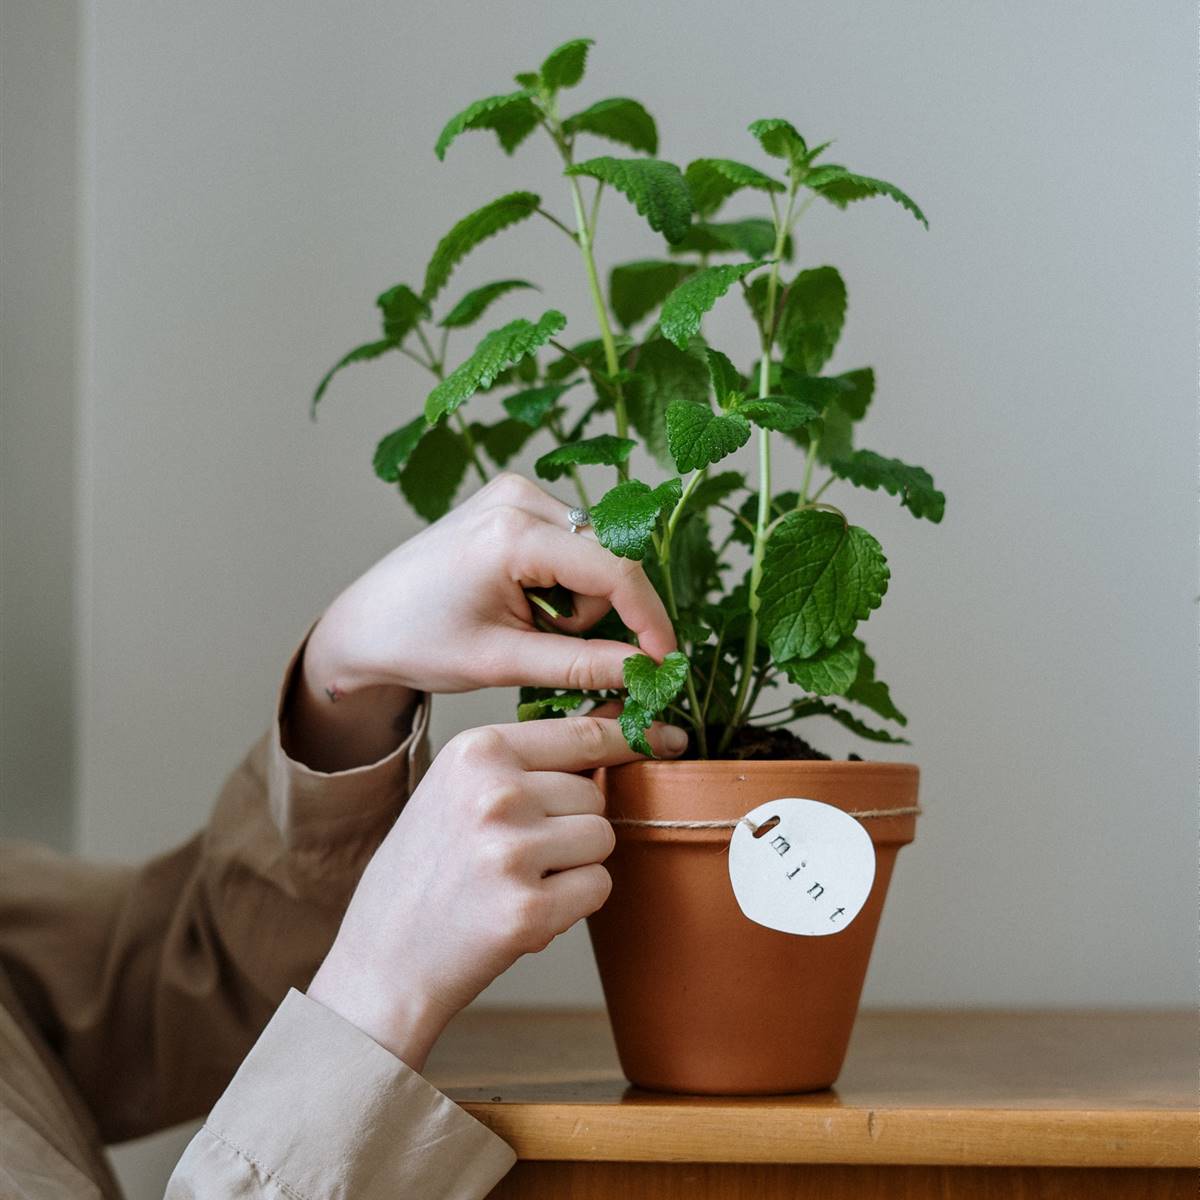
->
[[2, 1, 1196, 1195]]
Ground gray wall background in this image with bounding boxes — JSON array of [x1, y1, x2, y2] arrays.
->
[[3, 1, 1196, 1195]]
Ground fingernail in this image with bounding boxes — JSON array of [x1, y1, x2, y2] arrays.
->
[[661, 725, 688, 755]]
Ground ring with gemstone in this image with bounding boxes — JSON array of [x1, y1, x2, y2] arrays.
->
[[567, 506, 591, 534]]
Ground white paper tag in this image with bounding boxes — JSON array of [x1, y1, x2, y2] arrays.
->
[[727, 798, 876, 936]]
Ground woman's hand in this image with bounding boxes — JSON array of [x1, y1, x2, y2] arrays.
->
[[306, 715, 686, 1071], [286, 474, 676, 771]]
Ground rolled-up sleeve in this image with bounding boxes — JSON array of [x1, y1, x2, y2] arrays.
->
[[167, 989, 515, 1199], [0, 640, 429, 1143]]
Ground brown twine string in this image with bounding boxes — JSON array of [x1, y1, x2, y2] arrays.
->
[[609, 806, 923, 831]]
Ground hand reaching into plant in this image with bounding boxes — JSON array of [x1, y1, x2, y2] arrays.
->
[[306, 715, 686, 1070], [287, 472, 676, 772]]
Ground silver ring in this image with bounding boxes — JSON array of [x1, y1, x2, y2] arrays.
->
[[567, 506, 591, 534]]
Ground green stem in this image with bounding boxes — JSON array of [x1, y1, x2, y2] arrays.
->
[[657, 553, 708, 757], [454, 411, 489, 484], [544, 105, 629, 478], [536, 207, 578, 243], [414, 324, 441, 372], [809, 474, 835, 503], [549, 417, 593, 510], [720, 184, 798, 752], [799, 432, 822, 502], [699, 625, 725, 727]]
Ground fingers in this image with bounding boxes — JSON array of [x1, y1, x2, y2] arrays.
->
[[516, 523, 676, 663], [548, 592, 612, 635], [488, 627, 642, 692], [523, 771, 606, 817], [529, 812, 615, 874], [538, 862, 612, 935], [502, 716, 687, 772]]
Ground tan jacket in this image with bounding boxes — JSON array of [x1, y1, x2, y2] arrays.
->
[[0, 654, 516, 1198]]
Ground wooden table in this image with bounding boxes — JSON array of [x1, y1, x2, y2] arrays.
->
[[425, 1009, 1197, 1199]]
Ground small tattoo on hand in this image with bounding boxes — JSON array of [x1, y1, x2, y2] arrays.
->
[[325, 685, 344, 704]]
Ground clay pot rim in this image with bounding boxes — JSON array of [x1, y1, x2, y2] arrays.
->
[[606, 759, 918, 776], [598, 759, 919, 845]]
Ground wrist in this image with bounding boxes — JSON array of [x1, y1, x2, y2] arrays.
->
[[308, 951, 448, 1073], [284, 627, 419, 773]]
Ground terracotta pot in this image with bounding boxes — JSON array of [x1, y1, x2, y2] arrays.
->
[[587, 760, 918, 1094]]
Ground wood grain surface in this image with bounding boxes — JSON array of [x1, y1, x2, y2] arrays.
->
[[424, 1009, 1197, 1170]]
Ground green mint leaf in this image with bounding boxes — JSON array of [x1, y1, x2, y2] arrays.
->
[[776, 266, 847, 373], [517, 692, 586, 720], [789, 698, 910, 743], [502, 381, 578, 426], [747, 118, 808, 166], [423, 191, 541, 301], [624, 650, 690, 713], [670, 218, 789, 261], [829, 450, 945, 522], [689, 470, 746, 511], [534, 433, 636, 480], [832, 366, 874, 419], [815, 402, 855, 463], [625, 338, 709, 466], [471, 418, 536, 467], [684, 158, 785, 216], [562, 97, 658, 154], [591, 477, 683, 560], [667, 401, 751, 472], [704, 348, 744, 407], [844, 642, 908, 725], [540, 37, 594, 90], [425, 310, 566, 422], [311, 339, 395, 417], [609, 260, 696, 329], [439, 279, 538, 328], [376, 284, 429, 341], [564, 157, 692, 244], [735, 394, 822, 432], [434, 90, 540, 161], [398, 420, 471, 521], [758, 509, 889, 660], [805, 166, 928, 228], [780, 636, 861, 696], [659, 261, 767, 350], [618, 698, 655, 756], [372, 415, 430, 483]]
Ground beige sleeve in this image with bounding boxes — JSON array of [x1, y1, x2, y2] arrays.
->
[[0, 643, 429, 1143], [166, 989, 515, 1200]]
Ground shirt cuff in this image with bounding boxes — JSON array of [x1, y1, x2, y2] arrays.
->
[[199, 989, 515, 1200], [267, 635, 431, 854]]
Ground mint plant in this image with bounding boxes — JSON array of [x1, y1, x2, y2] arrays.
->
[[313, 37, 944, 760]]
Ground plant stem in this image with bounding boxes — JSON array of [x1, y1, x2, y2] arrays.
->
[[809, 474, 835, 503], [535, 207, 578, 243], [799, 431, 821, 502], [548, 416, 593, 509], [453, 411, 489, 484], [566, 175, 629, 465], [657, 474, 709, 755], [720, 184, 798, 751], [414, 324, 441, 372], [543, 103, 629, 478], [657, 553, 708, 756], [699, 625, 725, 726]]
